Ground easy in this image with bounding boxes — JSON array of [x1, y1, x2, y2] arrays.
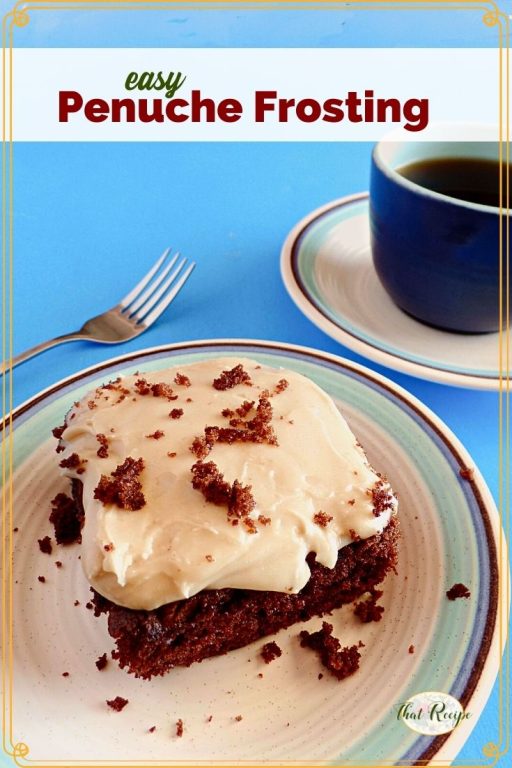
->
[[125, 71, 186, 99]]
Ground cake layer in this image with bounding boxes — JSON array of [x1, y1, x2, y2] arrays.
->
[[56, 357, 397, 610], [91, 516, 399, 679]]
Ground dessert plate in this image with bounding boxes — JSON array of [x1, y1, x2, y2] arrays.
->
[[281, 193, 508, 390], [2, 340, 505, 765]]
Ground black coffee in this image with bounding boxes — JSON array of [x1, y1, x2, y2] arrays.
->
[[398, 157, 509, 208]]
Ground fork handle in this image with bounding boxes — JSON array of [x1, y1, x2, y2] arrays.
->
[[1, 332, 85, 374]]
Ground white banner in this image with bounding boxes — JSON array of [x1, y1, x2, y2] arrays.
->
[[12, 48, 500, 141]]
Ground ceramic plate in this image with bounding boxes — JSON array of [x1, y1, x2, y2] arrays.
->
[[3, 340, 504, 765], [281, 194, 508, 390]]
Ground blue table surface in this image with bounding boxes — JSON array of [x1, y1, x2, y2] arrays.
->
[[3, 5, 511, 766]]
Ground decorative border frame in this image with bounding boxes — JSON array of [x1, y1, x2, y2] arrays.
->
[[1, 3, 510, 767]]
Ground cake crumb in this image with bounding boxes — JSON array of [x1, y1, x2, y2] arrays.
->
[[176, 719, 184, 737], [371, 481, 395, 518], [446, 583, 471, 600], [313, 511, 333, 528], [318, 673, 324, 679], [170, 408, 184, 420], [96, 433, 109, 458], [261, 641, 282, 664], [13, 527, 18, 533], [205, 554, 214, 562], [257, 673, 263, 678], [190, 434, 210, 460], [191, 460, 258, 531], [146, 430, 165, 440], [408, 645, 415, 654], [459, 467, 474, 480], [299, 622, 361, 681], [37, 576, 45, 583], [50, 492, 84, 545], [38, 536, 52, 555], [86, 601, 93, 610], [96, 653, 108, 671], [59, 452, 87, 475], [52, 423, 66, 441], [213, 363, 252, 390], [231, 481, 257, 527], [107, 696, 129, 712], [234, 715, 243, 722], [135, 379, 176, 400], [207, 715, 213, 723], [62, 672, 69, 677], [151, 383, 177, 400], [167, 452, 177, 458], [94, 457, 146, 511], [239, 399, 256, 416], [55, 560, 62, 568], [191, 460, 232, 505], [192, 393, 277, 460], [174, 373, 191, 387], [354, 590, 384, 623], [104, 543, 114, 552], [74, 600, 80, 606], [148, 726, 156, 733]]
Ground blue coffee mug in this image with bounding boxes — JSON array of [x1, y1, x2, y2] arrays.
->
[[370, 134, 509, 333]]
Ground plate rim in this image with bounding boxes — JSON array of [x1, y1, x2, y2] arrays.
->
[[280, 193, 503, 391], [4, 338, 505, 765]]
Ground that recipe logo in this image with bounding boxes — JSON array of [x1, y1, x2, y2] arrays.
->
[[397, 692, 472, 735], [57, 68, 430, 132]]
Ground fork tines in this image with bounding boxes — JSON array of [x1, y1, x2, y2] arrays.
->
[[120, 248, 196, 327]]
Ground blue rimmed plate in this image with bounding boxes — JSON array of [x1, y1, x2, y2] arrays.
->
[[281, 194, 507, 390], [4, 340, 504, 765]]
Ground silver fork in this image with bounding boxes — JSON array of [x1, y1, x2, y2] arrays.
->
[[2, 248, 196, 373]]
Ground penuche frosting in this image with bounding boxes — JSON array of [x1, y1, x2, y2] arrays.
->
[[57, 357, 397, 610]]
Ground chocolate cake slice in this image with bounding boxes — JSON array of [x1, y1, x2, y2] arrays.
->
[[54, 357, 399, 679]]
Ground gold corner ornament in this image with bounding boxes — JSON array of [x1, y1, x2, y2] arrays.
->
[[482, 741, 500, 759], [12, 742, 30, 760], [482, 6, 500, 26], [12, 7, 29, 26]]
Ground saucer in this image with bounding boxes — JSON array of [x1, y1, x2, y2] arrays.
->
[[281, 193, 507, 389]]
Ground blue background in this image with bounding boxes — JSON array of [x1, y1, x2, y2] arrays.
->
[[4, 3, 510, 765]]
